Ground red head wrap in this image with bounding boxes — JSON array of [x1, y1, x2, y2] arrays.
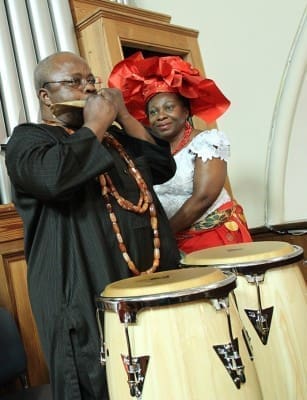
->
[[108, 51, 230, 125]]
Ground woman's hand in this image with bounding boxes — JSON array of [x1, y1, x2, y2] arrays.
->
[[98, 88, 156, 143]]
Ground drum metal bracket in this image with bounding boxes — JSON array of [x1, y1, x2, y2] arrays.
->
[[213, 298, 246, 389], [210, 296, 229, 310], [244, 273, 265, 283], [213, 338, 246, 389], [96, 308, 106, 365], [121, 354, 149, 399], [121, 321, 150, 398], [244, 277, 273, 344], [245, 307, 273, 345]]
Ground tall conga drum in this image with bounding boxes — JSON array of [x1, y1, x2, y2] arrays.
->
[[96, 267, 263, 400], [181, 241, 307, 400]]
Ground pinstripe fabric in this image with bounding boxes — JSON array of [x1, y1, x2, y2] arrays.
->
[[6, 122, 180, 399]]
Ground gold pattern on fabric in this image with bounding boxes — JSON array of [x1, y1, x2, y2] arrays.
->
[[190, 207, 233, 231], [225, 221, 239, 231]]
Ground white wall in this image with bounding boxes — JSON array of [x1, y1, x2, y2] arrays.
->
[[135, 0, 307, 229]]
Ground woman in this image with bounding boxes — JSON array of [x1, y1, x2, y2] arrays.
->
[[108, 52, 252, 255]]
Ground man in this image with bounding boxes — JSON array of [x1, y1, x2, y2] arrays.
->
[[5, 52, 180, 400]]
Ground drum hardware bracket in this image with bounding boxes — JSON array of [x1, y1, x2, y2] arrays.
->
[[231, 292, 254, 360], [213, 338, 245, 389], [213, 298, 246, 388], [211, 297, 229, 311], [96, 308, 106, 365], [121, 321, 150, 398], [119, 307, 138, 324], [245, 307, 273, 345], [121, 354, 149, 398], [244, 278, 273, 345], [245, 273, 265, 283]]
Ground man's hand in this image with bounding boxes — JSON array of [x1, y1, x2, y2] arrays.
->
[[83, 92, 118, 141]]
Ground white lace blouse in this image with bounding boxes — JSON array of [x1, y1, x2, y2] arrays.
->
[[154, 129, 231, 222]]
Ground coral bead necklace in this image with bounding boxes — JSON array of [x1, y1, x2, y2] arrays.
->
[[171, 121, 193, 155], [43, 120, 160, 275], [100, 132, 160, 275]]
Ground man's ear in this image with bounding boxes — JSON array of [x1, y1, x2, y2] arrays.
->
[[38, 88, 52, 107]]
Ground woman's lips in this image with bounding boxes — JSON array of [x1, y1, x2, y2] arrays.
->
[[156, 122, 172, 131]]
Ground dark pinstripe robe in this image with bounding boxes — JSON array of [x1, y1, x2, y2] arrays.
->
[[5, 123, 180, 400]]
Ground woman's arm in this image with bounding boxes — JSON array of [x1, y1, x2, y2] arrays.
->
[[169, 156, 227, 233], [103, 88, 156, 144]]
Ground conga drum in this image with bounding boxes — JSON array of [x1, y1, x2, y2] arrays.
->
[[181, 241, 307, 400], [96, 267, 263, 400]]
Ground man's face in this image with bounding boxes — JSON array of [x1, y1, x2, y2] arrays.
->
[[40, 54, 97, 127]]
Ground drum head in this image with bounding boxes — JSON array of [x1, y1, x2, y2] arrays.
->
[[102, 267, 226, 298], [181, 241, 303, 268]]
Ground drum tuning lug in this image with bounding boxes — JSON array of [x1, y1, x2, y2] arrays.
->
[[211, 298, 222, 310], [213, 338, 246, 389], [99, 345, 106, 366], [211, 297, 229, 311], [121, 355, 149, 398], [121, 309, 137, 324], [245, 274, 265, 284]]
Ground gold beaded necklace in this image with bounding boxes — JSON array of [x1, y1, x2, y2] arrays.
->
[[43, 120, 160, 275]]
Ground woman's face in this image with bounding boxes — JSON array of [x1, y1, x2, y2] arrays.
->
[[147, 92, 189, 141]]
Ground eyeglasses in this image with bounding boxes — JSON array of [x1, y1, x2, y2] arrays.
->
[[42, 77, 101, 89]]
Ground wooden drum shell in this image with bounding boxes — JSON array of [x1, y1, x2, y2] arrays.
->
[[98, 267, 263, 400], [182, 241, 307, 400]]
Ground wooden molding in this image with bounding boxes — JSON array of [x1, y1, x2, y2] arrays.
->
[[76, 7, 198, 37], [70, 0, 171, 25]]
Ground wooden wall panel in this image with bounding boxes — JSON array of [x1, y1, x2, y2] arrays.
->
[[7, 258, 49, 386], [0, 204, 49, 390]]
